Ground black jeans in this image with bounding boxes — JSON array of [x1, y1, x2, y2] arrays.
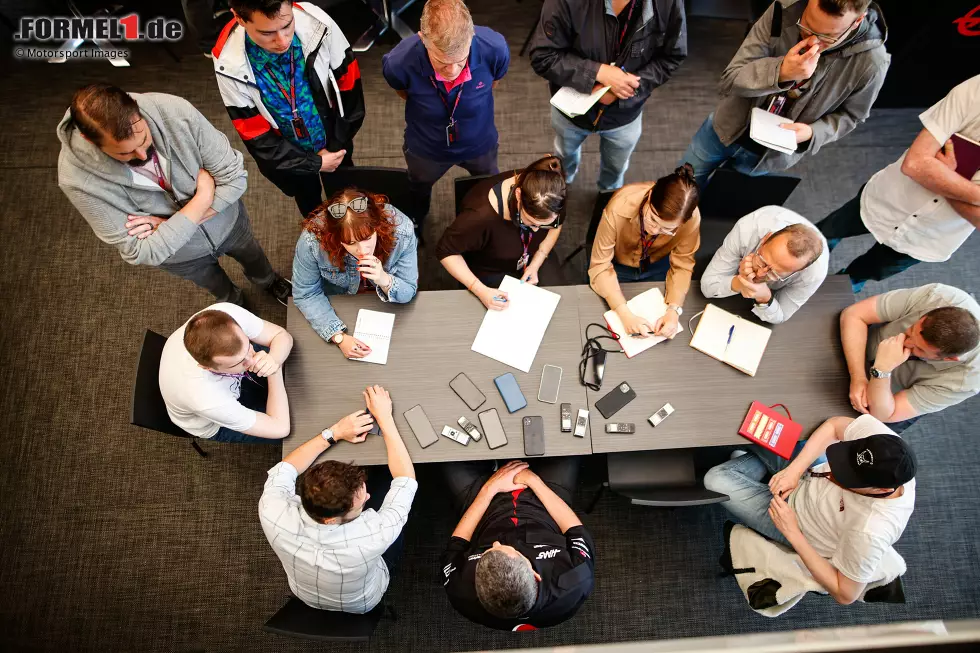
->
[[403, 143, 500, 227], [442, 456, 581, 516], [158, 202, 275, 304], [294, 147, 356, 218], [363, 468, 406, 574], [817, 185, 921, 284]]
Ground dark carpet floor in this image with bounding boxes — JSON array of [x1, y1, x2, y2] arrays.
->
[[0, 2, 978, 652]]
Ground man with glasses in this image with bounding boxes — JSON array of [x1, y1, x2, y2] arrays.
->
[[701, 205, 828, 324], [213, 1, 365, 217], [382, 0, 509, 231], [159, 303, 295, 443], [680, 0, 889, 189]]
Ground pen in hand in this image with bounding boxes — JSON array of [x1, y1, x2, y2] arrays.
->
[[493, 295, 508, 303]]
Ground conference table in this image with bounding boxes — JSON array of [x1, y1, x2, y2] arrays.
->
[[283, 276, 855, 469]]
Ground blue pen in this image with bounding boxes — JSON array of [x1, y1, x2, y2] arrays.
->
[[493, 295, 508, 303], [724, 324, 735, 354]]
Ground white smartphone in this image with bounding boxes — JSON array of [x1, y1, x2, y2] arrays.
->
[[537, 365, 562, 404]]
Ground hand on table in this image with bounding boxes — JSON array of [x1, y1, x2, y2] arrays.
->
[[520, 264, 540, 285], [364, 384, 392, 422], [617, 306, 654, 337], [653, 308, 680, 338], [339, 334, 372, 359], [849, 377, 869, 414]]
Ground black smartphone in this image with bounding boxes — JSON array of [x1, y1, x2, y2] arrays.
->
[[478, 408, 509, 450], [450, 373, 486, 410], [523, 415, 545, 456], [403, 404, 439, 448], [595, 382, 636, 419]]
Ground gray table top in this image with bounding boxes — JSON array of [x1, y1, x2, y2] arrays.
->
[[578, 276, 856, 454], [282, 285, 593, 466]]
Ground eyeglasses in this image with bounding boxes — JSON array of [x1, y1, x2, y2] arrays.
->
[[642, 203, 677, 237], [795, 17, 858, 46], [753, 240, 798, 284], [327, 196, 369, 219]]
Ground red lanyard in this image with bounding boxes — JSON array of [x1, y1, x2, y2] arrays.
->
[[617, 0, 638, 50], [269, 47, 298, 116], [149, 150, 171, 193], [429, 76, 463, 123]]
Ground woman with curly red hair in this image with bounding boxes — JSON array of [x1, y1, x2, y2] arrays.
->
[[292, 189, 419, 358]]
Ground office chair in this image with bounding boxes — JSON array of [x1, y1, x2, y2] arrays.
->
[[263, 596, 385, 642], [320, 167, 415, 219], [588, 450, 729, 511]]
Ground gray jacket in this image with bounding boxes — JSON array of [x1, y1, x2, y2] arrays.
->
[[57, 92, 247, 267], [712, 0, 890, 174]]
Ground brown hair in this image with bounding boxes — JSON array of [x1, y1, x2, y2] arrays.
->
[[921, 307, 980, 357], [770, 223, 824, 268], [302, 189, 399, 268], [298, 461, 367, 521], [230, 0, 287, 22], [183, 310, 246, 368], [817, 0, 870, 16], [69, 83, 141, 146], [648, 164, 699, 224], [508, 155, 566, 224]]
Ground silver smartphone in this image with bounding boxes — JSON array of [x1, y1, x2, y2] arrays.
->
[[478, 408, 508, 450], [450, 373, 486, 410], [537, 365, 562, 404], [403, 404, 439, 448]]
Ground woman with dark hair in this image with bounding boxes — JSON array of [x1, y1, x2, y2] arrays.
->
[[436, 155, 567, 310], [588, 164, 701, 338], [293, 189, 418, 358]]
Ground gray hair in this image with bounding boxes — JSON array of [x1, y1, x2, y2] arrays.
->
[[474, 549, 538, 618], [771, 222, 824, 268], [420, 0, 474, 57]]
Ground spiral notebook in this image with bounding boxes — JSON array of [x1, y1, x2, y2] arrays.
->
[[352, 309, 395, 365]]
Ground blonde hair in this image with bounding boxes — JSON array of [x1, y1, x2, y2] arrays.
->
[[420, 0, 474, 57]]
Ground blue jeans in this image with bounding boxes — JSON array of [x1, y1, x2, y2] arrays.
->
[[679, 114, 764, 190], [703, 443, 827, 545], [613, 255, 671, 283], [551, 107, 642, 191]]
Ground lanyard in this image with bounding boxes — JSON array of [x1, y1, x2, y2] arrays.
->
[[617, 0, 638, 51], [517, 224, 532, 270], [269, 47, 298, 116], [429, 76, 463, 123], [148, 149, 170, 193]]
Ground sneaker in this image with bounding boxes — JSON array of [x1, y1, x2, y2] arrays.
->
[[267, 276, 292, 306], [729, 449, 748, 460]]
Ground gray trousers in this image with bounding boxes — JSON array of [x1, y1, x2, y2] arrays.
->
[[159, 203, 276, 304]]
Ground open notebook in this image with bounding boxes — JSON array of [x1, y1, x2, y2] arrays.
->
[[352, 309, 395, 365], [550, 84, 611, 118], [603, 287, 683, 358], [689, 304, 771, 376]]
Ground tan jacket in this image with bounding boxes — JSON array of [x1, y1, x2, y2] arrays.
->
[[588, 181, 700, 309]]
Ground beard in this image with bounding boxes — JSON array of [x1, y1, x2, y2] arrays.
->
[[126, 143, 156, 167]]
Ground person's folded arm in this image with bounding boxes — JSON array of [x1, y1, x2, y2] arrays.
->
[[752, 258, 825, 323], [718, 2, 794, 98], [184, 96, 247, 212], [525, 475, 581, 533], [664, 219, 699, 307], [252, 320, 293, 366], [243, 370, 290, 438], [451, 487, 493, 542], [528, 0, 602, 94], [588, 209, 627, 309], [900, 128, 980, 206], [839, 296, 882, 382], [292, 235, 347, 341], [949, 198, 980, 227]]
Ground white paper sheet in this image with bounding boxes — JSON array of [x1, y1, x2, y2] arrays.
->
[[550, 84, 611, 118], [471, 276, 561, 372], [352, 309, 395, 365], [749, 107, 797, 155]]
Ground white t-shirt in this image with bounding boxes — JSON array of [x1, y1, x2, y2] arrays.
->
[[861, 74, 980, 262], [158, 302, 265, 438], [789, 415, 916, 584]]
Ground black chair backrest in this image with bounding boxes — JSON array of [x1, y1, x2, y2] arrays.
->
[[453, 172, 502, 217], [697, 168, 801, 221], [586, 190, 615, 247], [131, 330, 189, 439], [319, 167, 414, 218], [263, 597, 383, 642]]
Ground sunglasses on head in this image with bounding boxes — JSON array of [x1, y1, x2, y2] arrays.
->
[[327, 196, 369, 219]]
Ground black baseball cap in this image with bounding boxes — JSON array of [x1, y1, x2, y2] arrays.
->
[[826, 433, 917, 490]]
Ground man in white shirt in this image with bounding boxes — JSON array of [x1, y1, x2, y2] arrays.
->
[[840, 283, 980, 429], [704, 414, 917, 605], [701, 206, 828, 324], [817, 74, 980, 293], [259, 385, 417, 613], [158, 303, 294, 443]]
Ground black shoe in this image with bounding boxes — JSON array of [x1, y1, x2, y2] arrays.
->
[[267, 276, 292, 306]]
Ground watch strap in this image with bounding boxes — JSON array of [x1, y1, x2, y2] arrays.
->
[[320, 428, 336, 445]]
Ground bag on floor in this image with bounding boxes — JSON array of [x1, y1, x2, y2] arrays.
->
[[719, 521, 907, 617]]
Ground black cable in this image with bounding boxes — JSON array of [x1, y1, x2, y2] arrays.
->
[[579, 323, 622, 391]]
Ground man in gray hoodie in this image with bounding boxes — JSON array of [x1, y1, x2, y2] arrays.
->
[[679, 0, 890, 189], [57, 84, 291, 306]]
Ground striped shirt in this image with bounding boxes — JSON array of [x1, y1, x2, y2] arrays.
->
[[259, 462, 418, 613]]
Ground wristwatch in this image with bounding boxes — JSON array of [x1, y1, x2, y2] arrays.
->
[[869, 367, 892, 379], [320, 428, 337, 446], [330, 331, 345, 345], [667, 304, 683, 316]]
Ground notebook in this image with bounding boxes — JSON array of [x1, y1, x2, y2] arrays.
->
[[603, 287, 684, 358], [550, 84, 611, 119], [749, 107, 797, 155], [950, 132, 980, 181], [738, 402, 802, 460], [471, 276, 561, 372], [352, 309, 395, 365], [689, 304, 772, 376]]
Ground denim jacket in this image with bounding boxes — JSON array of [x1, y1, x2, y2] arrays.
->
[[292, 205, 419, 341]]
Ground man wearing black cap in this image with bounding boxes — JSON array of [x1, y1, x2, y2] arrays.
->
[[704, 414, 916, 605]]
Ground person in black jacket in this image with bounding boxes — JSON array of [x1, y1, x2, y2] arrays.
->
[[440, 459, 595, 631], [529, 0, 687, 191], [213, 1, 366, 217]]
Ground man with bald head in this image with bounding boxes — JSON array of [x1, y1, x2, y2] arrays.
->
[[57, 84, 291, 306], [701, 205, 828, 324]]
